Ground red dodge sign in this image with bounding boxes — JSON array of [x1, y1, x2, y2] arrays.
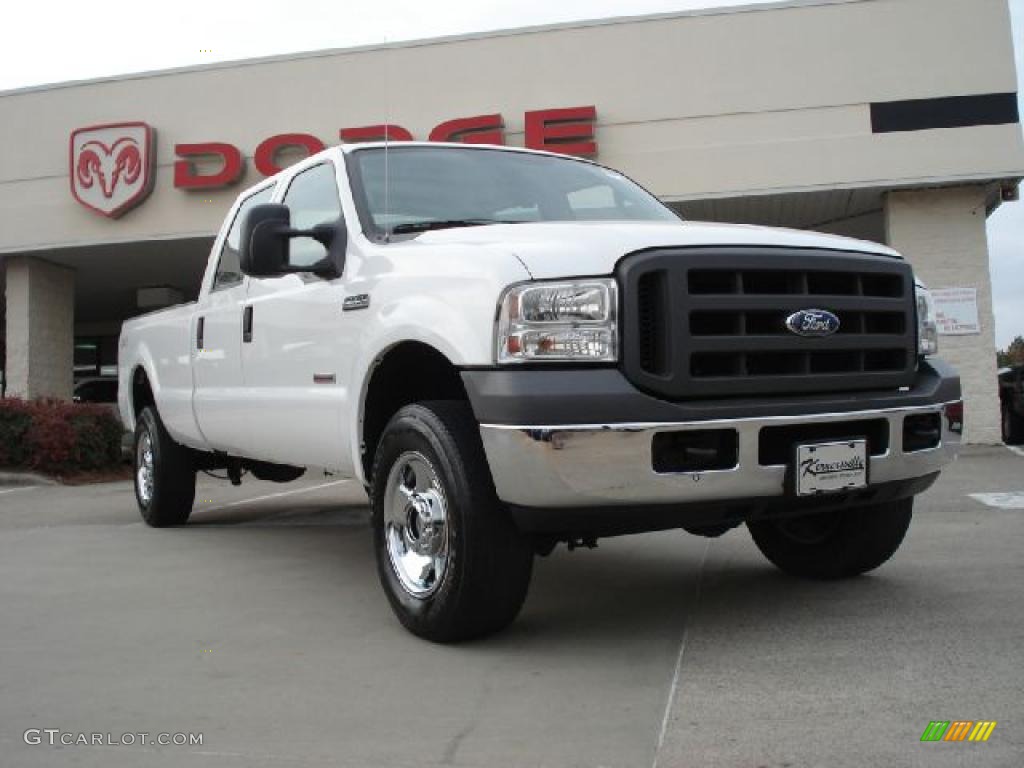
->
[[173, 106, 598, 189]]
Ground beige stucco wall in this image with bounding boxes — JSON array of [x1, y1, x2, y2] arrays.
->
[[885, 186, 1002, 443], [0, 0, 1021, 427], [0, 0, 1022, 253], [5, 256, 75, 399]]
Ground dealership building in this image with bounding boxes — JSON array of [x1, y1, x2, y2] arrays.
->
[[1, 0, 1022, 443]]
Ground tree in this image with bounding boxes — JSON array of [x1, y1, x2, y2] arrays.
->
[[997, 335, 1024, 368]]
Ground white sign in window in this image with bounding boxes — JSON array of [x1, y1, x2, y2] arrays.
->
[[932, 287, 980, 336]]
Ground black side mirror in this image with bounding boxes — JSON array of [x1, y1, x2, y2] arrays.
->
[[240, 204, 290, 277], [239, 204, 345, 278]]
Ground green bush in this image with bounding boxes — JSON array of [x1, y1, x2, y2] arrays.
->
[[0, 398, 124, 475]]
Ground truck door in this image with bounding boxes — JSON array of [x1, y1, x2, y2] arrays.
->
[[192, 186, 273, 454], [241, 162, 351, 470]]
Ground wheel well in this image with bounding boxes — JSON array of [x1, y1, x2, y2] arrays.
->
[[362, 342, 469, 480], [132, 367, 155, 417]]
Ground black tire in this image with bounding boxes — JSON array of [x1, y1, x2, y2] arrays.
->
[[133, 406, 196, 527], [1002, 402, 1024, 445], [747, 498, 913, 579], [370, 401, 533, 642]]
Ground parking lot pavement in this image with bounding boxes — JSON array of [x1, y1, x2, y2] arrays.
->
[[0, 448, 1021, 768]]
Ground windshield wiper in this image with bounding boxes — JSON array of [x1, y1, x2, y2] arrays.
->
[[390, 218, 525, 235]]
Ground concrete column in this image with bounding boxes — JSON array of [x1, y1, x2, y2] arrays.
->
[[884, 186, 1000, 444], [4, 255, 75, 400]]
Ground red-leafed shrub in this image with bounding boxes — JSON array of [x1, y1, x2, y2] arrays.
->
[[0, 398, 123, 475]]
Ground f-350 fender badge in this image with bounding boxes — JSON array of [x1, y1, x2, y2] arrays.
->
[[343, 294, 370, 311]]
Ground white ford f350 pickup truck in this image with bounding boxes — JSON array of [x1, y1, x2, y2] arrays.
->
[[119, 143, 962, 641]]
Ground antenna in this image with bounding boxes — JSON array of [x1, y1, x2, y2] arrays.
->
[[383, 33, 391, 243]]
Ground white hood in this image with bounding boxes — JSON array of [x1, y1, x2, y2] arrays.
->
[[411, 220, 901, 279]]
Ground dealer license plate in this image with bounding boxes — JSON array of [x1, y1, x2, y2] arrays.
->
[[795, 440, 868, 496]]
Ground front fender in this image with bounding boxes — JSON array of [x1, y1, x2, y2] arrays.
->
[[344, 248, 529, 485]]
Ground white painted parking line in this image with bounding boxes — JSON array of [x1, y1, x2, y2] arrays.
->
[[652, 539, 710, 768], [237, 508, 368, 527], [198, 479, 352, 514], [969, 492, 1024, 509], [0, 487, 37, 496], [1005, 444, 1024, 459]]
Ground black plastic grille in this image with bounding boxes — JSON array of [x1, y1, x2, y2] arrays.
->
[[618, 247, 918, 399], [688, 269, 904, 298], [637, 270, 669, 376]]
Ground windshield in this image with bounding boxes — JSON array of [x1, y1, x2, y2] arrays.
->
[[347, 146, 679, 239]]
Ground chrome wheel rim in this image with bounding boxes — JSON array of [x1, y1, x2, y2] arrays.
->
[[136, 431, 155, 506], [383, 452, 450, 598]]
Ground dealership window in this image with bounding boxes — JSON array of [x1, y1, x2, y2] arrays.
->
[[213, 186, 274, 291], [74, 337, 118, 378], [282, 163, 343, 268], [74, 338, 101, 377], [73, 377, 118, 404]]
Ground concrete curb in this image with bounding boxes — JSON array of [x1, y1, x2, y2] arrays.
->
[[0, 470, 58, 487]]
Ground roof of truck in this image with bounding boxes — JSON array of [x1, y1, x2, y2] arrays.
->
[[337, 141, 597, 162]]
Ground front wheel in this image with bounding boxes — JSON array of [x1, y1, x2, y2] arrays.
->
[[747, 498, 913, 579], [371, 401, 533, 642], [134, 406, 196, 527]]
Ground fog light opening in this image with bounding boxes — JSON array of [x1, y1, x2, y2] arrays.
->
[[903, 413, 942, 452]]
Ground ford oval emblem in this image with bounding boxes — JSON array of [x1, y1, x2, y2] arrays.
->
[[785, 309, 840, 337]]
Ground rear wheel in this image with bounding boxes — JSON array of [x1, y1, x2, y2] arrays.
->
[[747, 498, 913, 579], [134, 406, 195, 527], [371, 401, 533, 642]]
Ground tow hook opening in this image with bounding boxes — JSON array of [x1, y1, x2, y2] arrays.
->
[[652, 429, 739, 473]]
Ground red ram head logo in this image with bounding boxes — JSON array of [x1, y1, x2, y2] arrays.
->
[[69, 123, 155, 218]]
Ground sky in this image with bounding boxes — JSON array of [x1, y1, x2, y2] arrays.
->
[[1, 0, 1022, 347]]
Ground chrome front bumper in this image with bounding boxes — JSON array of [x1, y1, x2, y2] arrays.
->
[[479, 402, 961, 508]]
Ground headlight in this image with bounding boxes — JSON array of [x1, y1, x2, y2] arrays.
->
[[915, 282, 939, 357], [496, 279, 618, 363]]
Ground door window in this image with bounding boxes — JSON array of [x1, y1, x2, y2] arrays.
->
[[213, 186, 275, 291], [282, 163, 343, 268]]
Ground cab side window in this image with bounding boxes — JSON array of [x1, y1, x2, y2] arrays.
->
[[213, 186, 275, 290], [282, 163, 343, 268]]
